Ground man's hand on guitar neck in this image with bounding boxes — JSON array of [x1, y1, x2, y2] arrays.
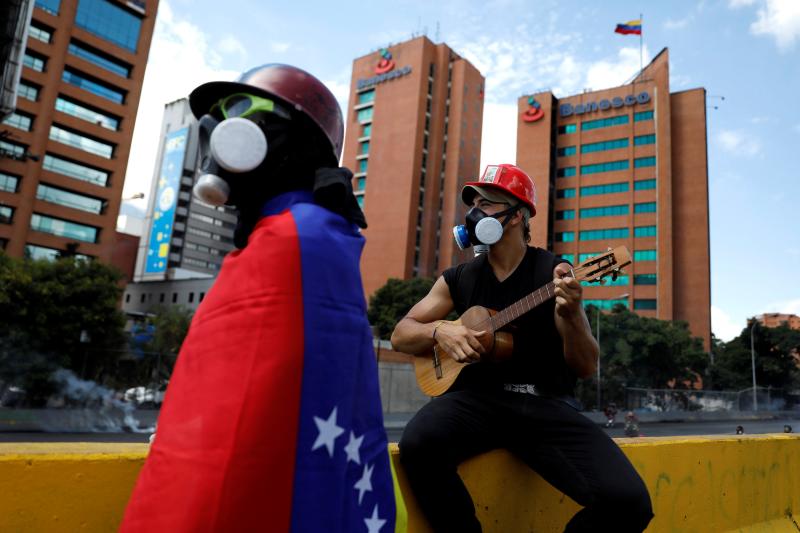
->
[[433, 322, 488, 364]]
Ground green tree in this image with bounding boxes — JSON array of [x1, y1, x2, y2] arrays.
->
[[0, 253, 126, 387], [367, 277, 437, 339], [709, 322, 800, 392], [142, 305, 194, 379], [579, 305, 709, 409]]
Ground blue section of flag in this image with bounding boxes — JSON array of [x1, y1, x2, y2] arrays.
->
[[287, 195, 396, 532]]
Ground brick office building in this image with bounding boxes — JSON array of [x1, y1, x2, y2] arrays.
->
[[0, 0, 157, 263], [342, 36, 485, 298], [516, 49, 711, 348]]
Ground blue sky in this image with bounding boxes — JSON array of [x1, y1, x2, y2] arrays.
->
[[122, 0, 800, 341]]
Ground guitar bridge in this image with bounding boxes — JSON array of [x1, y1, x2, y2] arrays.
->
[[433, 346, 442, 379]]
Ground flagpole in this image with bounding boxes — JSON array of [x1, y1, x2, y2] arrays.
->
[[639, 13, 643, 76]]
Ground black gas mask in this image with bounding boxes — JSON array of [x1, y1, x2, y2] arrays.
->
[[453, 204, 519, 250]]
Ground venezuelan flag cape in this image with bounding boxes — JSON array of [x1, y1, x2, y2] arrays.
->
[[121, 191, 406, 532]]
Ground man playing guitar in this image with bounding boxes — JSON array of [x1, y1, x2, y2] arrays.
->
[[391, 164, 653, 532]]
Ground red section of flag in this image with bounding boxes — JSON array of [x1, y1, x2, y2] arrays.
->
[[120, 211, 306, 532], [615, 25, 642, 35]]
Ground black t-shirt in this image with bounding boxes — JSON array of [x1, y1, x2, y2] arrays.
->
[[442, 247, 577, 396]]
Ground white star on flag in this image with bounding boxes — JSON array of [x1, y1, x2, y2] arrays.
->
[[343, 431, 364, 465], [354, 462, 374, 504], [311, 406, 344, 458], [364, 504, 386, 533]]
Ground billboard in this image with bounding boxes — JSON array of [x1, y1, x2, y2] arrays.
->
[[144, 127, 189, 274]]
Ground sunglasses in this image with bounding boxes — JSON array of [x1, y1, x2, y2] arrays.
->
[[210, 92, 292, 121]]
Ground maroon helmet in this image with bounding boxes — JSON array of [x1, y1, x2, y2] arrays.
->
[[189, 64, 344, 165]]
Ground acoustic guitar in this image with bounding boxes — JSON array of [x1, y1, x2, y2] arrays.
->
[[413, 246, 632, 396]]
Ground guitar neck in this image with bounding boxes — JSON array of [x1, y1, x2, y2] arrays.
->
[[489, 281, 557, 331]]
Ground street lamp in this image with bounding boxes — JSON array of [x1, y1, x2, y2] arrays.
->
[[750, 321, 758, 412], [596, 292, 629, 409]]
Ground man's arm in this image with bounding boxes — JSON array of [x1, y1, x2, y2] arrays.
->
[[390, 276, 487, 363], [552, 263, 599, 378]]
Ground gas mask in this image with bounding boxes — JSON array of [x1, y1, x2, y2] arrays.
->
[[453, 204, 519, 251], [192, 93, 292, 206]]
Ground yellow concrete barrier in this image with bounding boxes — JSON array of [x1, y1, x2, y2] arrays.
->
[[1, 435, 799, 532]]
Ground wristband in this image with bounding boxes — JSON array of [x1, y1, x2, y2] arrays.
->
[[432, 320, 445, 340]]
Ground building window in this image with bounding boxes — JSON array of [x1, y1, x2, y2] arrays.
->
[[634, 299, 657, 310], [581, 160, 629, 175], [49, 125, 114, 158], [357, 159, 368, 173], [582, 275, 628, 287], [634, 110, 654, 122], [555, 231, 575, 242], [35, 0, 61, 14], [580, 182, 629, 196], [581, 138, 629, 154], [558, 124, 577, 135], [634, 156, 656, 168], [0, 206, 13, 224], [634, 134, 656, 145], [559, 254, 575, 263], [55, 97, 120, 130], [23, 52, 46, 72], [556, 188, 576, 199], [356, 195, 364, 209], [579, 228, 629, 241], [557, 146, 576, 157], [357, 106, 373, 123], [580, 204, 629, 218], [200, 292, 205, 302], [634, 274, 657, 285], [29, 24, 53, 43], [125, 293, 130, 303], [556, 209, 575, 220], [17, 81, 39, 101], [357, 89, 375, 105], [581, 114, 629, 131], [362, 123, 372, 137], [68, 42, 131, 78], [172, 293, 178, 303], [159, 293, 165, 303], [584, 298, 629, 310], [30, 213, 99, 243], [36, 184, 104, 214], [75, 0, 143, 52], [1, 112, 32, 132], [188, 292, 194, 303], [42, 154, 109, 186], [359, 140, 369, 155], [24, 244, 60, 261], [634, 225, 657, 237], [556, 167, 576, 178], [62, 69, 125, 104], [0, 172, 20, 193], [0, 140, 26, 159], [356, 176, 366, 191], [634, 202, 656, 214], [634, 179, 656, 191], [634, 249, 657, 261]]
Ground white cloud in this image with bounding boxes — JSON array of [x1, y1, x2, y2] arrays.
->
[[664, 16, 692, 30], [729, 0, 757, 7], [479, 102, 517, 172], [584, 46, 651, 92], [122, 0, 239, 206], [218, 35, 247, 59], [712, 306, 745, 341], [270, 42, 291, 54], [716, 129, 762, 157], [750, 0, 800, 50]]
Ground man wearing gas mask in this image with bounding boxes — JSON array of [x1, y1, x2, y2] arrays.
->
[[392, 164, 652, 532], [121, 65, 403, 532]]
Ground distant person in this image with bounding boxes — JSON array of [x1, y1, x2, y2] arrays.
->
[[605, 402, 619, 428], [624, 411, 641, 437], [121, 65, 403, 532], [392, 164, 653, 532]]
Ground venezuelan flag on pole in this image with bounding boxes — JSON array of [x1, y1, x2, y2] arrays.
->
[[615, 19, 642, 35], [121, 191, 406, 533]]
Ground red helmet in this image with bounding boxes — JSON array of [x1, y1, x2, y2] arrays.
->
[[462, 164, 537, 217], [189, 64, 344, 165]]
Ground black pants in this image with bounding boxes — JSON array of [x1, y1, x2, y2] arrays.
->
[[399, 389, 654, 532]]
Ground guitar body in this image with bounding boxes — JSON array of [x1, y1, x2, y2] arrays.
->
[[413, 305, 514, 397]]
